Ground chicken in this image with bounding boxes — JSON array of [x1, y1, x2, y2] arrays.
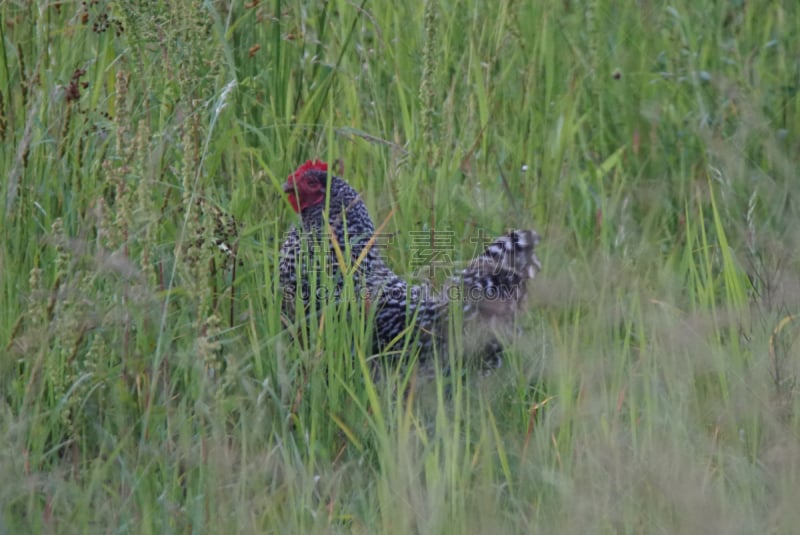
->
[[278, 159, 541, 372]]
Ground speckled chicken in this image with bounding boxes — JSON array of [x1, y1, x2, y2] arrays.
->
[[278, 160, 541, 372]]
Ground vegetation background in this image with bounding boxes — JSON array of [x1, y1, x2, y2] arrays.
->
[[1, 0, 799, 532]]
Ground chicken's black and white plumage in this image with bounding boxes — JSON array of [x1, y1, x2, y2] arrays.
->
[[278, 160, 379, 321], [278, 160, 541, 372]]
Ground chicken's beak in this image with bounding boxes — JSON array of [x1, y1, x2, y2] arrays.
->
[[282, 180, 295, 193]]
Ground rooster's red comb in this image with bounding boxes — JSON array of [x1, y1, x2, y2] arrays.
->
[[290, 159, 328, 180]]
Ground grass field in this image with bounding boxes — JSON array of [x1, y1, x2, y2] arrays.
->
[[2, 0, 799, 532]]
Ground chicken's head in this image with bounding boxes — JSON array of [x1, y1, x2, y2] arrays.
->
[[283, 159, 329, 213]]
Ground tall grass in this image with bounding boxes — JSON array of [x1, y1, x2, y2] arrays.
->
[[1, 0, 799, 532]]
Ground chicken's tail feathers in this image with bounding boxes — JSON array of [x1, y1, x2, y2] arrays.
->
[[471, 229, 541, 280], [447, 228, 541, 322]]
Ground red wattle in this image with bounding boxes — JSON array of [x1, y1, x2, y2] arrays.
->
[[287, 192, 300, 213]]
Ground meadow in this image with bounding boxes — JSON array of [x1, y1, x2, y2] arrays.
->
[[1, 0, 799, 532]]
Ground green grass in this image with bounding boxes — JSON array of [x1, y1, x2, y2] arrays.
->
[[2, 0, 799, 532]]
